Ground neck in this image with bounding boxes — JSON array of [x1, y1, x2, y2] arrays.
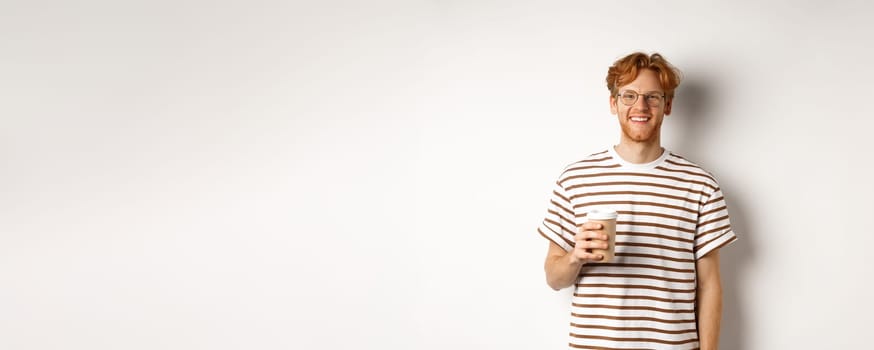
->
[[614, 137, 664, 164]]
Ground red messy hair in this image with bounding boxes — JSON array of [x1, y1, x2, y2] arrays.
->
[[606, 52, 682, 100]]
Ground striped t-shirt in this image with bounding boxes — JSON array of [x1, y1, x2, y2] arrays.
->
[[538, 147, 737, 350]]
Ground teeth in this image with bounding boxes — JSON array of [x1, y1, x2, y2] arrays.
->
[[631, 117, 649, 122]]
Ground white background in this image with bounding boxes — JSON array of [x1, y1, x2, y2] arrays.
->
[[2, 1, 873, 349]]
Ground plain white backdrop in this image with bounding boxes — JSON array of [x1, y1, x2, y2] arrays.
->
[[2, 0, 873, 349]]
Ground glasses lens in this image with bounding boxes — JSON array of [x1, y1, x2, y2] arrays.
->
[[620, 91, 638, 105], [645, 94, 663, 107]]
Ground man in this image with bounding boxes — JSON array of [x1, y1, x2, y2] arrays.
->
[[539, 52, 737, 350]]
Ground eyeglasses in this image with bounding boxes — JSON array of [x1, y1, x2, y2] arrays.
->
[[616, 90, 666, 107]]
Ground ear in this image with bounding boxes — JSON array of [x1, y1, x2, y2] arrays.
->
[[664, 97, 673, 115], [609, 95, 618, 115]]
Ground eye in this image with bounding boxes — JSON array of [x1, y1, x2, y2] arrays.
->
[[621, 92, 637, 100], [645, 94, 660, 101]]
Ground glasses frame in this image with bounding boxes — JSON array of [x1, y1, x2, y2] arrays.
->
[[615, 90, 666, 107]]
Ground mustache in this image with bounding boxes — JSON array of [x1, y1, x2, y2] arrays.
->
[[623, 106, 652, 117]]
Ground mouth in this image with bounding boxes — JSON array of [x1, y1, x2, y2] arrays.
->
[[629, 116, 651, 123]]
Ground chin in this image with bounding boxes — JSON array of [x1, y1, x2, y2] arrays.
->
[[621, 125, 660, 143]]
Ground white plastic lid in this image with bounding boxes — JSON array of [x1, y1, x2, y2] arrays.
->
[[587, 208, 618, 220]]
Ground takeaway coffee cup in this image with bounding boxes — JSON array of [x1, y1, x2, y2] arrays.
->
[[587, 208, 618, 262]]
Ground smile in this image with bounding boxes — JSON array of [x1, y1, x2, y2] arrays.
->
[[630, 117, 650, 122]]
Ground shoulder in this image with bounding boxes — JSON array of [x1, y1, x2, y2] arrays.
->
[[555, 149, 617, 186], [662, 151, 721, 189]]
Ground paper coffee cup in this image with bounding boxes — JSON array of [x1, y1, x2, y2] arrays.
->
[[587, 208, 618, 262]]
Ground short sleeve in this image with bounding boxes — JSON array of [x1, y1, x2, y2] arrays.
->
[[694, 186, 738, 259], [537, 179, 578, 252]]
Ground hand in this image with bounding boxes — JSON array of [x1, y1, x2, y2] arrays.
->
[[570, 222, 609, 265]]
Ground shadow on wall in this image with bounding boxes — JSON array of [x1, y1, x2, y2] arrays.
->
[[720, 195, 755, 350], [670, 78, 709, 159], [672, 76, 757, 350]]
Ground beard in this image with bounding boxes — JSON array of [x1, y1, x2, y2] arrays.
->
[[620, 118, 662, 143]]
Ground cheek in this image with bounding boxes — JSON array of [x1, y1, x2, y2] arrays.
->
[[616, 105, 631, 117]]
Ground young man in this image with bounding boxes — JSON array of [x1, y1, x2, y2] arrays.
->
[[539, 52, 737, 350]]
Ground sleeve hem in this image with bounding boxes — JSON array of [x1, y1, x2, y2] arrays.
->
[[695, 231, 737, 260], [538, 227, 573, 253]]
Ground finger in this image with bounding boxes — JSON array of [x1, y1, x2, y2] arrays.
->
[[574, 251, 604, 262], [577, 240, 609, 250], [576, 230, 608, 241], [573, 240, 608, 252], [580, 222, 604, 231]]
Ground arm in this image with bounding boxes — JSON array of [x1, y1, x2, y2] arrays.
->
[[696, 250, 723, 350], [544, 222, 607, 290], [544, 241, 584, 290]]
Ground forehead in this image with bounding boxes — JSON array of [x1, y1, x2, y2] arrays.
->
[[618, 69, 663, 92]]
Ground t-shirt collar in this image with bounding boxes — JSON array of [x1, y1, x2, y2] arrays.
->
[[608, 145, 670, 170]]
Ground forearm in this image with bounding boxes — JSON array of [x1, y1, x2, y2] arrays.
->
[[544, 252, 584, 290], [696, 281, 723, 350]]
